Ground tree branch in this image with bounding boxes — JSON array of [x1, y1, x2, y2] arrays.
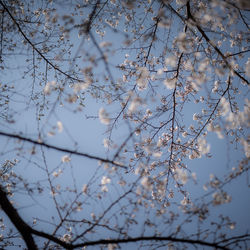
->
[[164, 1, 249, 85], [0, 186, 231, 250], [0, 186, 38, 250], [0, 0, 83, 82], [0, 131, 127, 169]]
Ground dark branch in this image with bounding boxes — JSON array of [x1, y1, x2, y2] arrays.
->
[[0, 131, 127, 169], [164, 1, 249, 85], [72, 236, 230, 249], [0, 0, 83, 82], [0, 186, 38, 250], [0, 186, 231, 250]]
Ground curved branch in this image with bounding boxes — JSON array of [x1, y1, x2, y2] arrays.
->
[[164, 1, 249, 85], [72, 236, 230, 249], [0, 186, 38, 250], [189, 76, 231, 144], [0, 131, 127, 169], [0, 186, 231, 250], [0, 0, 83, 82]]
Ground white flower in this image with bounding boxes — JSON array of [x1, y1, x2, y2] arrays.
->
[[198, 59, 209, 72], [193, 113, 199, 121], [214, 125, 224, 139], [47, 131, 55, 137], [189, 151, 200, 159], [245, 58, 250, 77], [181, 197, 188, 205], [141, 177, 153, 190], [176, 0, 187, 5], [212, 81, 219, 93], [164, 78, 176, 89], [175, 168, 188, 184], [100, 41, 112, 48], [157, 68, 164, 75], [136, 67, 149, 90], [182, 131, 188, 138], [184, 60, 193, 71], [43, 80, 56, 95], [99, 107, 110, 125], [135, 128, 141, 135], [61, 155, 71, 163], [101, 176, 111, 185], [73, 81, 91, 92], [62, 234, 71, 242], [52, 171, 59, 177], [82, 184, 88, 194], [212, 191, 231, 206], [101, 185, 108, 192], [43, 83, 51, 95], [103, 138, 111, 148], [197, 138, 210, 155], [57, 121, 63, 133], [108, 243, 118, 250], [146, 109, 152, 116], [241, 139, 250, 158], [191, 172, 197, 181], [176, 32, 189, 52], [128, 97, 142, 113], [165, 56, 177, 67], [220, 97, 230, 116], [153, 151, 162, 158]]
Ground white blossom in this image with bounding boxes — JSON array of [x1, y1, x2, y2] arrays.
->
[[212, 191, 231, 206], [99, 107, 110, 125], [145, 109, 152, 116], [165, 56, 177, 67], [176, 0, 187, 5], [73, 81, 91, 92], [43, 80, 56, 95], [57, 121, 63, 133], [62, 234, 71, 242], [193, 113, 199, 121], [182, 131, 188, 138], [175, 168, 188, 184], [241, 139, 250, 158], [101, 176, 111, 185], [82, 184, 88, 194], [220, 97, 230, 116], [100, 41, 112, 48], [103, 138, 111, 148], [212, 81, 219, 93], [189, 151, 200, 159], [101, 185, 108, 192], [52, 169, 62, 177], [136, 67, 149, 90], [245, 58, 250, 77], [197, 138, 210, 155], [198, 59, 209, 72], [61, 155, 71, 163], [128, 97, 143, 113], [91, 213, 96, 220], [141, 177, 153, 190], [153, 151, 162, 158], [164, 78, 176, 89]]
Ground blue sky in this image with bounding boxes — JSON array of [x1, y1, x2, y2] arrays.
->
[[0, 1, 249, 249]]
